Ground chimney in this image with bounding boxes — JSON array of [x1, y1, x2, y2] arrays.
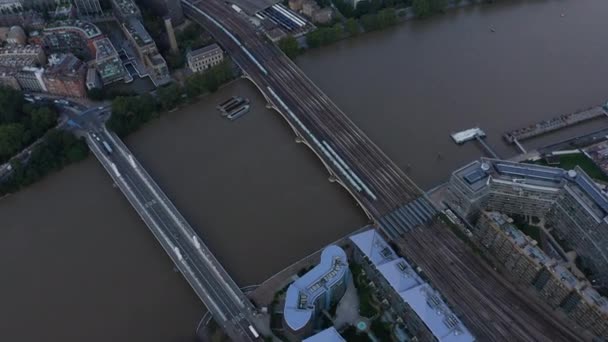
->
[[164, 16, 178, 54]]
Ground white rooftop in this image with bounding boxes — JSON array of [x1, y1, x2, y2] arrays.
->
[[350, 229, 475, 342], [303, 327, 345, 342]]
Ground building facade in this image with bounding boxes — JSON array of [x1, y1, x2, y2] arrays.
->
[[42, 20, 103, 60], [446, 158, 608, 288], [475, 211, 608, 338], [93, 37, 126, 85], [283, 245, 349, 340], [15, 66, 45, 91], [74, 0, 102, 15], [349, 229, 475, 342], [121, 17, 170, 86], [42, 53, 86, 97], [186, 43, 223, 73]]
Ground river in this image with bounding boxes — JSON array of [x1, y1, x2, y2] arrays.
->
[[2, 0, 608, 341]]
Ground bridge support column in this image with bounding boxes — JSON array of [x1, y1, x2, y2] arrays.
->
[[295, 136, 304, 144], [266, 103, 273, 109], [328, 175, 337, 183]]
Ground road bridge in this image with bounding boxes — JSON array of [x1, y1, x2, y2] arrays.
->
[[87, 126, 260, 341], [182, 1, 588, 340]]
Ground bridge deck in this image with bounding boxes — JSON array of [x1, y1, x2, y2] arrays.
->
[[88, 127, 257, 341]]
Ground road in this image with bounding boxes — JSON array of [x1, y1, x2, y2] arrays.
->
[[182, 1, 589, 340], [86, 125, 260, 341]]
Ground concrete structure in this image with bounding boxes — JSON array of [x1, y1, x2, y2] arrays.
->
[[283, 245, 348, 339], [42, 53, 86, 97], [0, 44, 45, 68], [446, 158, 608, 288], [93, 37, 126, 85], [350, 229, 475, 342], [42, 20, 103, 60], [164, 16, 178, 54], [86, 67, 101, 90], [121, 17, 170, 85], [74, 0, 102, 15], [186, 43, 223, 73], [15, 66, 45, 91], [6, 25, 26, 45], [86, 126, 261, 341], [302, 327, 345, 342], [111, 0, 141, 21]]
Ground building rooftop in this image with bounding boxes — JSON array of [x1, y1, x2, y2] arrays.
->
[[580, 286, 608, 314], [350, 229, 474, 342], [455, 158, 608, 218], [302, 327, 345, 342], [187, 43, 222, 60], [124, 18, 153, 48], [112, 0, 141, 18], [45, 20, 102, 39], [45, 53, 85, 77], [401, 283, 475, 342], [93, 38, 125, 84], [0, 45, 43, 68], [283, 245, 348, 331], [484, 211, 528, 246], [348, 228, 398, 264]]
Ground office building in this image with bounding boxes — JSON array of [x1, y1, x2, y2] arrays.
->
[[0, 44, 45, 68], [350, 229, 475, 342], [6, 25, 26, 45], [186, 43, 223, 73], [15, 66, 45, 92], [93, 37, 126, 85], [446, 158, 608, 287], [74, 0, 102, 15], [43, 20, 103, 60], [283, 245, 349, 339], [121, 17, 170, 85], [42, 53, 86, 97], [111, 0, 141, 21]]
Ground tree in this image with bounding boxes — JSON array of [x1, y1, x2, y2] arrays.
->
[[412, 0, 432, 18], [278, 36, 300, 59], [29, 107, 57, 137], [157, 83, 182, 110], [345, 18, 360, 36], [0, 86, 24, 124], [0, 123, 25, 160]]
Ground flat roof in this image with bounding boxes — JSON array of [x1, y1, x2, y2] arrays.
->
[[124, 18, 153, 47], [350, 229, 474, 342], [188, 43, 222, 59], [283, 245, 348, 331], [45, 20, 102, 39], [401, 284, 475, 342], [302, 327, 345, 342]]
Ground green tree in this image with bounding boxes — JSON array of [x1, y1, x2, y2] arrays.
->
[[412, 0, 432, 17], [157, 83, 182, 110], [345, 18, 360, 36], [278, 36, 300, 59], [0, 123, 25, 159], [29, 107, 57, 137], [0, 86, 24, 124]]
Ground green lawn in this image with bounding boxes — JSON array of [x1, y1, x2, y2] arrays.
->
[[529, 153, 608, 182]]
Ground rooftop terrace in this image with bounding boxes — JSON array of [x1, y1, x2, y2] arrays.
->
[[45, 20, 102, 39]]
